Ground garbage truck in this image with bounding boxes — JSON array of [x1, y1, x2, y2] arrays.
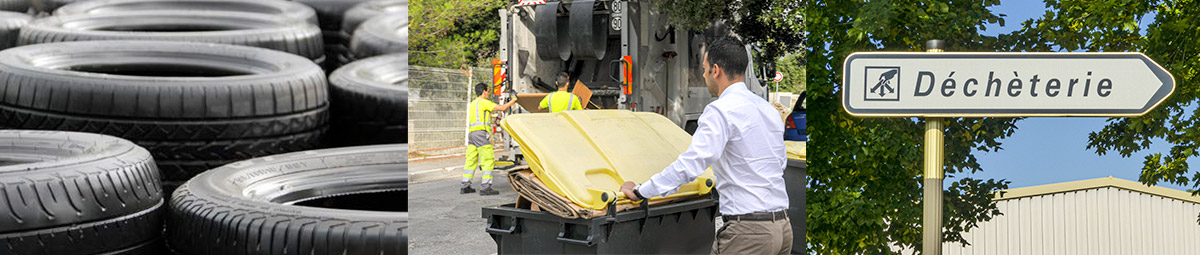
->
[[480, 0, 791, 253]]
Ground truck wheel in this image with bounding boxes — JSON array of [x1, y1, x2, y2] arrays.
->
[[54, 0, 319, 25], [168, 145, 407, 255], [0, 130, 164, 255], [19, 11, 324, 60], [341, 0, 404, 35], [0, 0, 28, 12], [329, 54, 406, 146], [0, 40, 328, 187], [349, 13, 405, 60], [0, 11, 29, 50]]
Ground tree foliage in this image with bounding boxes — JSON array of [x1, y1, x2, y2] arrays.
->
[[806, 1, 1018, 253], [1060, 1, 1200, 218], [774, 52, 806, 94], [654, 0, 804, 60], [410, 0, 506, 68]]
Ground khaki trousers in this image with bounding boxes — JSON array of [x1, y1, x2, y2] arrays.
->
[[712, 215, 792, 255]]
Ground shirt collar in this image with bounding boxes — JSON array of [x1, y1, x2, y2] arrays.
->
[[720, 82, 747, 99]]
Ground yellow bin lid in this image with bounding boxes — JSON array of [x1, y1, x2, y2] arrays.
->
[[502, 110, 715, 210], [786, 141, 806, 161]]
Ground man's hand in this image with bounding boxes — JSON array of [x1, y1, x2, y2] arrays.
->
[[620, 181, 641, 201]]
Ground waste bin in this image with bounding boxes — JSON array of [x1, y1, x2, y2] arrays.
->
[[482, 198, 718, 254], [784, 158, 806, 254]]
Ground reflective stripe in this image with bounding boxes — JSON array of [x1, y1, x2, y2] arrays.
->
[[469, 122, 489, 127], [567, 94, 574, 110]]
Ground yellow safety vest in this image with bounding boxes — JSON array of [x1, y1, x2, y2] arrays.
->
[[467, 98, 497, 132], [541, 91, 583, 113]]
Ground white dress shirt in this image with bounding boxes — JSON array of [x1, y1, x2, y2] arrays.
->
[[636, 82, 789, 215]]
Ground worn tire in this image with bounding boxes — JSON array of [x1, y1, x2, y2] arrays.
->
[[0, 0, 27, 12], [0, 11, 29, 50], [168, 145, 408, 255], [55, 0, 319, 25], [341, 0, 404, 35], [349, 13, 405, 60], [20, 11, 324, 60], [0, 40, 329, 184], [0, 130, 164, 255], [329, 54, 406, 146]]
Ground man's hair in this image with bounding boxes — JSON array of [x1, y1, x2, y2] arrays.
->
[[475, 83, 488, 96], [704, 35, 748, 78], [557, 71, 575, 91]]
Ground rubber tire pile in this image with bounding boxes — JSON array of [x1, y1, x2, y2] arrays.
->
[[0, 0, 407, 254]]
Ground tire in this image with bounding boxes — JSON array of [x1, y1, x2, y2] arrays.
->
[[0, 11, 29, 50], [349, 13, 405, 60], [19, 11, 324, 60], [329, 54, 406, 146], [292, 0, 373, 31], [0, 40, 329, 184], [55, 0, 319, 25], [341, 0, 404, 35], [0, 130, 164, 255], [168, 145, 407, 255], [0, 0, 27, 12], [30, 0, 81, 13]]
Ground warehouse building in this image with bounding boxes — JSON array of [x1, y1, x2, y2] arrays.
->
[[901, 177, 1200, 255]]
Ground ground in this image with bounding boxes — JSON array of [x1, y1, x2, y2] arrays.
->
[[408, 151, 517, 255]]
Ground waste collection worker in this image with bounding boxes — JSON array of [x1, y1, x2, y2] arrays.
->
[[463, 82, 517, 196], [538, 71, 584, 113], [619, 35, 790, 255]]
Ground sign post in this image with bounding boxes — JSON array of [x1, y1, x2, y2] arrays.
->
[[922, 40, 944, 255], [842, 39, 1175, 255]]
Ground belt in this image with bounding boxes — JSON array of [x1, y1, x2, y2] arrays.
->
[[724, 210, 787, 222]]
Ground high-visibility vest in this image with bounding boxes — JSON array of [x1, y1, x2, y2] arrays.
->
[[544, 91, 582, 113], [467, 98, 497, 132]]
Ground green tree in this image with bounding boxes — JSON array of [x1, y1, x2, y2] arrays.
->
[[806, 1, 1021, 253], [410, 0, 506, 68], [1042, 1, 1200, 218], [653, 0, 804, 61], [773, 52, 806, 94]]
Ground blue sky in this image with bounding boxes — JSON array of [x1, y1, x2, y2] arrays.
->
[[942, 1, 1193, 192]]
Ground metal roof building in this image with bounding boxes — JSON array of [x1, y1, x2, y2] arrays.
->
[[904, 177, 1200, 255]]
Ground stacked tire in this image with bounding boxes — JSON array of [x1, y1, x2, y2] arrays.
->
[[0, 130, 165, 255], [338, 0, 405, 66], [330, 54, 407, 145], [291, 0, 375, 71], [168, 145, 408, 255], [0, 40, 329, 189]]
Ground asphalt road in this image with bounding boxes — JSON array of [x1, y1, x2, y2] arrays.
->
[[409, 163, 517, 255]]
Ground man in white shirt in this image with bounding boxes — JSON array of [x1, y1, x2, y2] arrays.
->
[[620, 35, 791, 255]]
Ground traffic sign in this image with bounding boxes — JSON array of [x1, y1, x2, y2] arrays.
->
[[774, 71, 783, 82], [842, 52, 1174, 117]]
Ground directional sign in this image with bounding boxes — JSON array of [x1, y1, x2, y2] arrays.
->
[[842, 52, 1174, 117]]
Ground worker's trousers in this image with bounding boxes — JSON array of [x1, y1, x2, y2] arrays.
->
[[463, 130, 494, 185]]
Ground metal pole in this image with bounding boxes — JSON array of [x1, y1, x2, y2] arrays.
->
[[922, 39, 945, 255]]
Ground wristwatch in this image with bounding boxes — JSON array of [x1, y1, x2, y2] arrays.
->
[[632, 187, 647, 201]]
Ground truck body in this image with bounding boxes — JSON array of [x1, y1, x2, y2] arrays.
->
[[494, 0, 770, 161]]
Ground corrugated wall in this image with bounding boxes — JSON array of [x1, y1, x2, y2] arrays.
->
[[935, 187, 1200, 255]]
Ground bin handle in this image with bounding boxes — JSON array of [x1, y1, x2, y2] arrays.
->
[[556, 224, 594, 246], [485, 216, 520, 234]]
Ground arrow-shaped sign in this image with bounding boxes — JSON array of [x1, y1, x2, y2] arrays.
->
[[842, 52, 1174, 117]]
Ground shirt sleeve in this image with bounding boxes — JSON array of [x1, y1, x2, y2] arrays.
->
[[636, 105, 729, 198], [539, 94, 550, 109], [572, 95, 584, 110]]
